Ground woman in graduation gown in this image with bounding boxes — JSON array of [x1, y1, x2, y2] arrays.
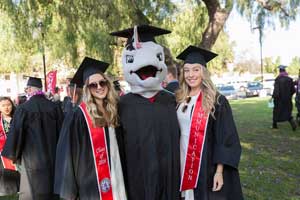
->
[[0, 97, 20, 196], [54, 57, 127, 200], [175, 46, 243, 200]]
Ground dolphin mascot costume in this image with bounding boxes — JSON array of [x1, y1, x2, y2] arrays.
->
[[111, 25, 180, 200]]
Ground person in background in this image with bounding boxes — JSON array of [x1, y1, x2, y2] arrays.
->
[[62, 83, 83, 115], [54, 57, 127, 200], [0, 97, 20, 196], [2, 77, 63, 200], [176, 45, 243, 200], [272, 65, 296, 130], [165, 65, 179, 93], [113, 80, 125, 96], [294, 68, 300, 125]]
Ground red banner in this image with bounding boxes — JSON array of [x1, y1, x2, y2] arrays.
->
[[180, 93, 209, 191], [79, 102, 113, 200], [0, 116, 17, 170], [46, 70, 57, 93]]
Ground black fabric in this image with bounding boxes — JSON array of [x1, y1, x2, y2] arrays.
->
[[71, 57, 109, 87], [0, 168, 20, 195], [176, 45, 217, 67], [2, 95, 63, 200], [118, 90, 181, 200], [165, 81, 179, 93], [191, 94, 243, 200], [54, 107, 112, 200], [27, 77, 42, 88], [272, 75, 295, 122], [62, 96, 73, 114], [110, 25, 171, 43]]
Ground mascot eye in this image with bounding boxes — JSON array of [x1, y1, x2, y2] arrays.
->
[[156, 53, 163, 61], [126, 55, 134, 63]]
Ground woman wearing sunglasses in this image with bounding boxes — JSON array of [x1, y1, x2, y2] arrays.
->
[[0, 96, 20, 196], [175, 46, 243, 200], [55, 57, 127, 200]]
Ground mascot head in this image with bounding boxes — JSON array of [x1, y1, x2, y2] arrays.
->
[[111, 25, 171, 97]]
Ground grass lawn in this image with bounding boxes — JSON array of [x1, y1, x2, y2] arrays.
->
[[231, 97, 300, 200], [0, 97, 299, 200]]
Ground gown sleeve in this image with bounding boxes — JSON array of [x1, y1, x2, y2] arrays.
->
[[54, 108, 82, 199], [272, 78, 279, 99], [212, 95, 241, 169], [2, 107, 27, 163]]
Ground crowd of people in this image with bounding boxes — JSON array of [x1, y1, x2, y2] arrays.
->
[[0, 24, 245, 200]]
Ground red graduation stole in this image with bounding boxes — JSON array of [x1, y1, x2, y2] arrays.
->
[[0, 116, 17, 171], [79, 102, 114, 200], [180, 93, 209, 191]]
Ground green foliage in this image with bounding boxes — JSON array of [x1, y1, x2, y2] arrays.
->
[[263, 56, 281, 74], [236, 0, 300, 37], [287, 56, 300, 75], [0, 0, 299, 76], [0, 12, 32, 73], [0, 0, 176, 76], [162, 3, 234, 74], [163, 4, 208, 56], [210, 31, 235, 74]]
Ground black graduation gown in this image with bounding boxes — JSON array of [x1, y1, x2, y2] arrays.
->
[[2, 95, 63, 200], [62, 96, 73, 114], [165, 81, 179, 93], [55, 107, 123, 200], [187, 95, 243, 200], [272, 75, 295, 122], [118, 90, 181, 200]]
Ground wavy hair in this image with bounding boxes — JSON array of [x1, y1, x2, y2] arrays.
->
[[82, 73, 119, 127], [176, 64, 219, 117]]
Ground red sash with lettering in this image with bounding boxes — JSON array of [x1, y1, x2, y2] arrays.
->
[[79, 102, 113, 200], [180, 93, 209, 191], [0, 116, 17, 170]]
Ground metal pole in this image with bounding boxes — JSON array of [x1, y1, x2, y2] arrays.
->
[[38, 22, 47, 91], [259, 27, 263, 87], [42, 32, 47, 91]]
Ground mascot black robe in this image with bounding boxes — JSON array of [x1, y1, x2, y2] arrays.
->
[[118, 91, 181, 200]]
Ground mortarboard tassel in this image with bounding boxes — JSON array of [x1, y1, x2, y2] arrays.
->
[[133, 25, 142, 49]]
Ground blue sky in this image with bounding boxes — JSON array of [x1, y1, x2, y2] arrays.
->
[[225, 10, 300, 65]]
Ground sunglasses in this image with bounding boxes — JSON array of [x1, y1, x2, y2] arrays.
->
[[87, 80, 108, 89], [182, 96, 191, 113]]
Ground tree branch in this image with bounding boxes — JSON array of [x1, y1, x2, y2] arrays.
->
[[256, 0, 289, 17]]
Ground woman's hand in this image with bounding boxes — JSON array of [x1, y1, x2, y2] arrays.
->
[[212, 172, 223, 191], [212, 164, 224, 191]]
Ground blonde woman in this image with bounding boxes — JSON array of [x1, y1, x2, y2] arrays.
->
[[176, 46, 243, 200], [55, 57, 127, 200]]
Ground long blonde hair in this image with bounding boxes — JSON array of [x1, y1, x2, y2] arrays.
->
[[82, 73, 119, 127], [176, 64, 218, 117]]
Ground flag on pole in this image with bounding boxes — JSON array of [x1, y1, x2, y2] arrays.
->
[[46, 70, 57, 94]]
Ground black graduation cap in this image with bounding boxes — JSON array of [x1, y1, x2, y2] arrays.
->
[[110, 25, 171, 45], [26, 76, 43, 88], [71, 57, 110, 87], [176, 45, 218, 67], [278, 65, 287, 70]]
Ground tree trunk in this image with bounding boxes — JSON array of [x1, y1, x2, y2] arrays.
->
[[200, 0, 233, 50]]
